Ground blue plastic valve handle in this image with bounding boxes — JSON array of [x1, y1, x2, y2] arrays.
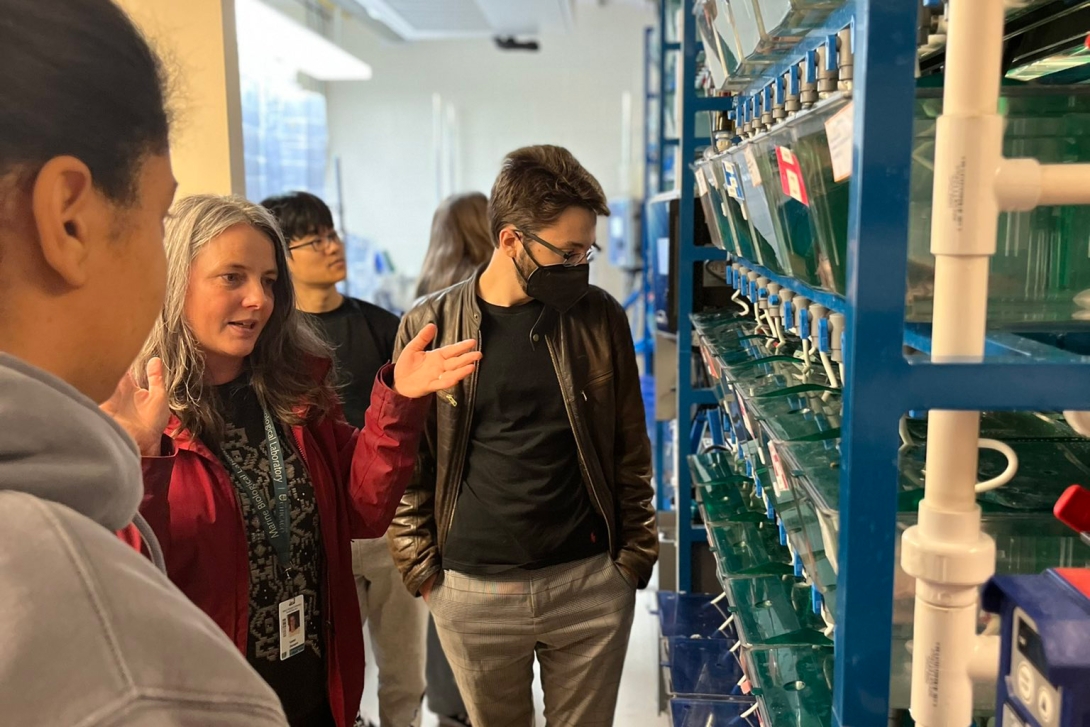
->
[[825, 36, 838, 71], [812, 585, 824, 615], [762, 85, 773, 110], [804, 49, 818, 84], [775, 76, 786, 104], [818, 317, 831, 353], [784, 300, 795, 329], [778, 521, 787, 545], [799, 308, 812, 341], [769, 294, 780, 307], [788, 65, 801, 96], [794, 558, 804, 578]]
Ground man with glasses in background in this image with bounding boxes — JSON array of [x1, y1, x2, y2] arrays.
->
[[262, 192, 426, 727], [388, 145, 658, 727]]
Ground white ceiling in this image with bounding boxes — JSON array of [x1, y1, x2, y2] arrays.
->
[[347, 0, 576, 40]]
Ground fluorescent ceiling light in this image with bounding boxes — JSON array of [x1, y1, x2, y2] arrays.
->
[[235, 0, 373, 81]]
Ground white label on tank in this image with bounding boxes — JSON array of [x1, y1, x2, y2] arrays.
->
[[743, 145, 762, 187], [825, 101, 854, 182]]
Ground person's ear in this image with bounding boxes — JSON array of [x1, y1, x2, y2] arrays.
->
[[497, 226, 520, 259], [30, 156, 102, 288]]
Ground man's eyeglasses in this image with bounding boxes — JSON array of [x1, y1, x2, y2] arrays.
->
[[514, 229, 597, 267], [288, 231, 343, 254]]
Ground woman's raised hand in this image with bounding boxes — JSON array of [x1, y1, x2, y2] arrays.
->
[[393, 324, 481, 399], [101, 358, 170, 456]]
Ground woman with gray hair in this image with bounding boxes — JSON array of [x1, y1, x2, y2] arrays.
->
[[105, 194, 480, 727]]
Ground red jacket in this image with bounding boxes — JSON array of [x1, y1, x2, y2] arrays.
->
[[120, 365, 427, 727]]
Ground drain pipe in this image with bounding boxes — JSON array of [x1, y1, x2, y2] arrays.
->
[[900, 1, 1090, 726]]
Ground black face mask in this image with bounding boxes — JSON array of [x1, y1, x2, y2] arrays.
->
[[514, 245, 590, 314]]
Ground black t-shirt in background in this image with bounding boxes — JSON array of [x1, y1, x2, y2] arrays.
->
[[305, 297, 400, 428], [443, 298, 607, 574]]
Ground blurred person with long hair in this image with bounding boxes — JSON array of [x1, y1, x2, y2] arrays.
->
[[106, 194, 480, 727], [415, 192, 494, 300]]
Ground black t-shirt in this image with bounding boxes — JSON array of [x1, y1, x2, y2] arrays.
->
[[212, 378, 328, 725], [443, 298, 607, 574], [305, 297, 400, 429]]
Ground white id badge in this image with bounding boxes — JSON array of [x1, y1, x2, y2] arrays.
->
[[279, 596, 305, 661]]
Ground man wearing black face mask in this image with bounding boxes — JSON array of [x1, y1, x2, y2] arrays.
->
[[388, 145, 657, 727]]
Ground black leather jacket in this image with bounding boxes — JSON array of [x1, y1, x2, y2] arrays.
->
[[387, 273, 658, 595]]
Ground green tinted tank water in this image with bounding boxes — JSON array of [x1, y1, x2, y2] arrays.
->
[[906, 86, 1090, 324], [791, 97, 853, 293], [753, 128, 827, 287], [742, 645, 834, 727], [731, 144, 786, 273], [724, 575, 831, 648], [697, 162, 734, 251], [714, 155, 761, 261], [707, 517, 794, 578]]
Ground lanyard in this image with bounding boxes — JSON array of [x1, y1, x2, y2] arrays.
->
[[224, 408, 292, 570]]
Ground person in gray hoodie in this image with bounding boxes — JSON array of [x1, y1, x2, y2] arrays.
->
[[0, 1, 289, 724]]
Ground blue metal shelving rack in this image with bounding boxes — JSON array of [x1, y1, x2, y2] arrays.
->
[[655, 2, 1090, 726], [672, 2, 733, 595]]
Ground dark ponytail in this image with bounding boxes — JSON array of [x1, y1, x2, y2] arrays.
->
[[0, 0, 171, 203]]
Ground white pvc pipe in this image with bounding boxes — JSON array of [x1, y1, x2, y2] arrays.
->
[[942, 0, 1003, 118], [820, 351, 840, 389], [969, 634, 1001, 685], [1038, 164, 1090, 206], [922, 412, 981, 513], [904, 1, 1007, 725], [931, 258, 989, 360]]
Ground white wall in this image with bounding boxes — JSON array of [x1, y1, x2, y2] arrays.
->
[[119, 0, 246, 198], [325, 1, 654, 290]]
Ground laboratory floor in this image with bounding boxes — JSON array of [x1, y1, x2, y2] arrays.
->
[[359, 580, 669, 727]]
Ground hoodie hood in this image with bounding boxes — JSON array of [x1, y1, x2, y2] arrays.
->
[[0, 353, 143, 531]]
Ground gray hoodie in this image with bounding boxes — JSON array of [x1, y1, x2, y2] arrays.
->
[[0, 353, 288, 726]]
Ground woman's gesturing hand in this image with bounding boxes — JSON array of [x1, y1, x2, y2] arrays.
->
[[101, 357, 170, 456], [393, 324, 481, 399]]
